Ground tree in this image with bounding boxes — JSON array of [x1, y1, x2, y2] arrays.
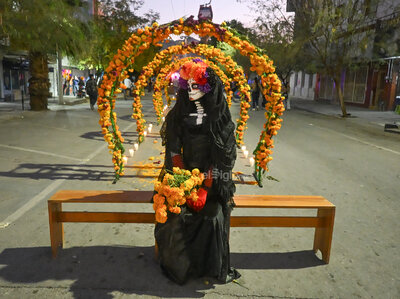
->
[[294, 0, 376, 116], [220, 5, 299, 92], [0, 0, 89, 110], [250, 0, 399, 117], [249, 0, 299, 91], [78, 0, 159, 71], [212, 19, 256, 76]]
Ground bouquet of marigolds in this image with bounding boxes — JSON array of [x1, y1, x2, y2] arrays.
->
[[153, 167, 204, 223]]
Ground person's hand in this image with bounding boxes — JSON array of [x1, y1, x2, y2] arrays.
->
[[186, 188, 207, 212]]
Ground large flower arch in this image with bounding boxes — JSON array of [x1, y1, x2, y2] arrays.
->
[[134, 43, 250, 126], [98, 18, 284, 183], [131, 43, 252, 144]]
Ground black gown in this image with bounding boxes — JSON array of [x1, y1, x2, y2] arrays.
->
[[154, 73, 240, 284]]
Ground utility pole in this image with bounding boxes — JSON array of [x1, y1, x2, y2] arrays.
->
[[57, 45, 63, 105]]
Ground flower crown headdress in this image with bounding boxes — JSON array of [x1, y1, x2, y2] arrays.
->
[[178, 59, 212, 93]]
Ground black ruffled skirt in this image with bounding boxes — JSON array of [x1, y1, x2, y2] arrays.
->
[[154, 193, 240, 284]]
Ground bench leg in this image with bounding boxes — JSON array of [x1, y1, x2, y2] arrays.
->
[[313, 208, 335, 264], [48, 202, 64, 258]]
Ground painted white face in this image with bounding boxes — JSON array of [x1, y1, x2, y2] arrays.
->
[[188, 78, 205, 101]]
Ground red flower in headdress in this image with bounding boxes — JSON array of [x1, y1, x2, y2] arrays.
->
[[179, 60, 208, 85]]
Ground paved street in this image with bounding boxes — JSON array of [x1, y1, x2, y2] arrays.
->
[[0, 96, 399, 298]]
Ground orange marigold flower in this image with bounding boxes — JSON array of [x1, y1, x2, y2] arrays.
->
[[155, 208, 167, 223]]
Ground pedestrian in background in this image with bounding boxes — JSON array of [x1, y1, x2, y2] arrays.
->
[[147, 78, 153, 93], [283, 82, 291, 110], [86, 74, 98, 110], [123, 77, 132, 100], [72, 76, 79, 96], [251, 76, 261, 110], [78, 76, 85, 98], [63, 75, 70, 95]]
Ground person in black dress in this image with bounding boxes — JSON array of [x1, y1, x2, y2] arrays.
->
[[154, 59, 240, 284]]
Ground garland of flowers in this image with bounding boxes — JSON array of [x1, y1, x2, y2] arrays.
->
[[253, 73, 285, 182], [98, 18, 283, 182], [132, 43, 250, 142], [135, 44, 240, 122]]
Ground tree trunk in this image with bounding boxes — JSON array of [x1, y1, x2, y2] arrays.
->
[[334, 76, 348, 117], [28, 52, 50, 111]]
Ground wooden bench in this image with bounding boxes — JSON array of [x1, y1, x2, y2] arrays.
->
[[48, 190, 335, 263]]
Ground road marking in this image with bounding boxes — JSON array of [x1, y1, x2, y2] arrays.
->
[[314, 125, 400, 156], [0, 122, 136, 229], [0, 179, 65, 228], [0, 144, 86, 162]]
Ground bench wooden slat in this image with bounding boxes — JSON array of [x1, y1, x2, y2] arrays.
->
[[59, 212, 321, 228], [49, 190, 153, 203], [230, 216, 321, 227], [59, 212, 155, 223], [234, 195, 334, 208], [49, 191, 334, 209]]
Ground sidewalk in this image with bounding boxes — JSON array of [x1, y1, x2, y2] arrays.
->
[[0, 96, 91, 122], [0, 95, 89, 111], [3, 95, 399, 126], [290, 97, 400, 128]]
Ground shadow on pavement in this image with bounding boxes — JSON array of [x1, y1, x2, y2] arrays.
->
[[80, 131, 160, 144], [0, 246, 211, 298], [231, 250, 324, 269], [0, 163, 161, 181], [79, 131, 104, 142], [0, 246, 323, 298]]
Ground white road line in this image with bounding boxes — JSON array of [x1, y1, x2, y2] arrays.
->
[[0, 144, 86, 162], [314, 125, 400, 156], [0, 122, 136, 228]]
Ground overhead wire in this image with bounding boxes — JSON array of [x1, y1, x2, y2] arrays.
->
[[170, 0, 176, 19]]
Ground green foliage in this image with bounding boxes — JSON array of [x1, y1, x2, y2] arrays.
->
[[0, 0, 90, 110], [0, 0, 88, 56], [290, 0, 382, 76], [214, 19, 254, 75], [249, 0, 399, 116], [78, 0, 159, 70], [246, 0, 299, 86]]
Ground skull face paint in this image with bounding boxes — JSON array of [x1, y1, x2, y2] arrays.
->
[[188, 78, 205, 101]]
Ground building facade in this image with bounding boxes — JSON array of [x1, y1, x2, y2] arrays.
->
[[288, 0, 400, 111]]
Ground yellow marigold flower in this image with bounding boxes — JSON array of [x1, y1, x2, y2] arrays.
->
[[178, 197, 186, 205], [188, 191, 199, 202], [188, 178, 197, 189], [154, 181, 161, 192]]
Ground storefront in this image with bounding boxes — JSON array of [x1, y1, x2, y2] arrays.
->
[[1, 54, 29, 101]]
